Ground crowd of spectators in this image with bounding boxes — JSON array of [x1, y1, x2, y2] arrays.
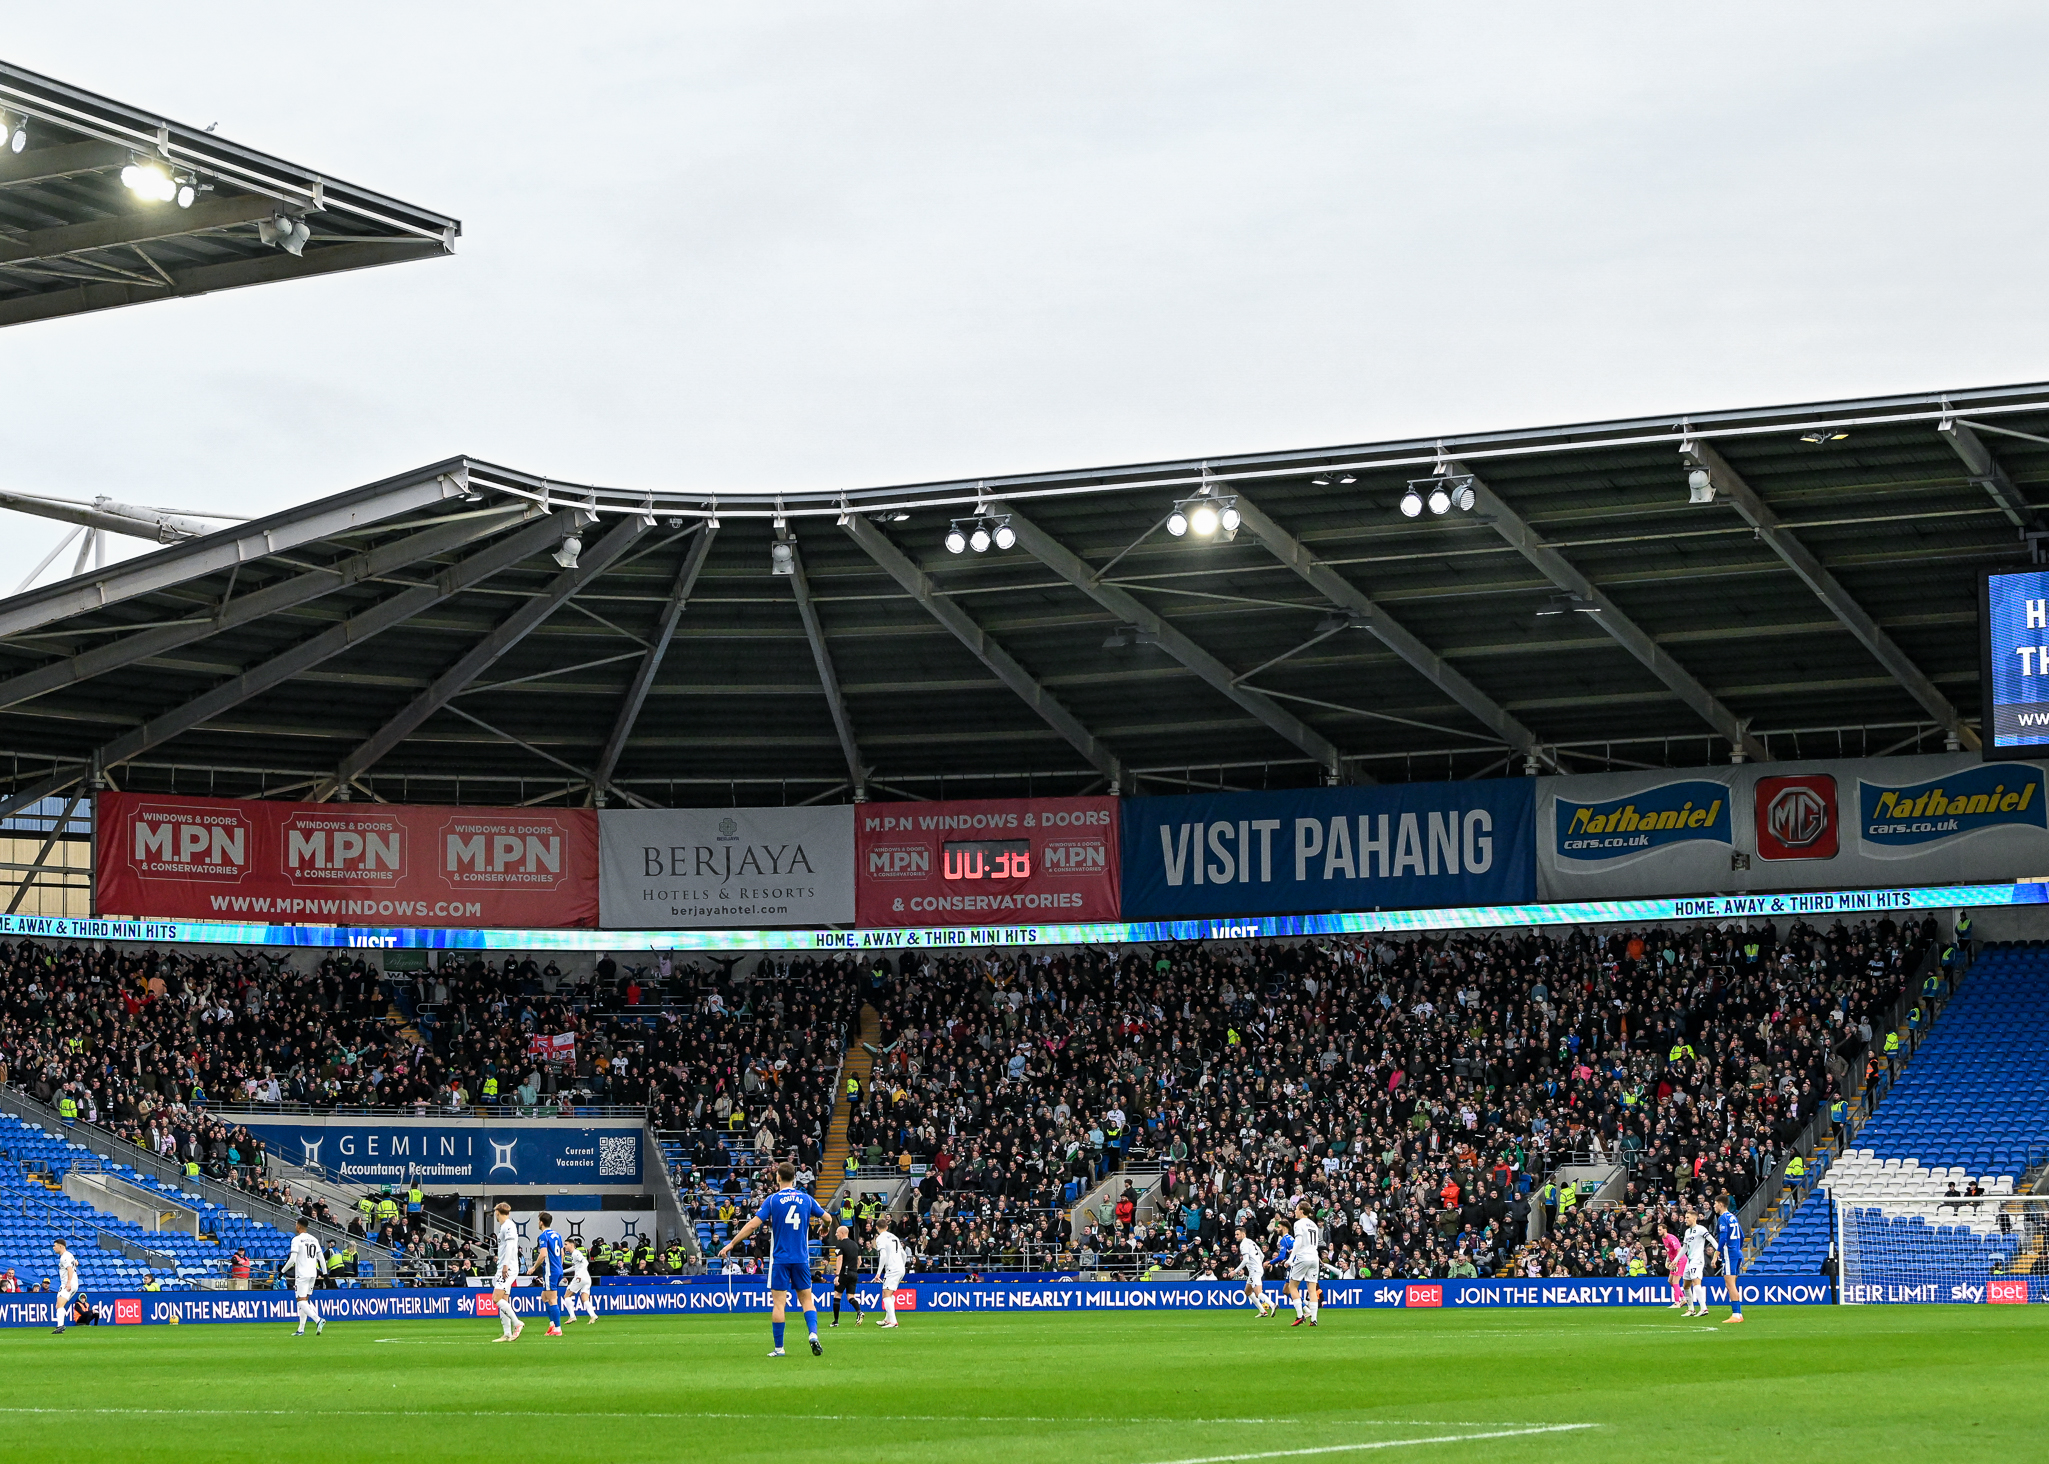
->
[[0, 909, 1933, 1281]]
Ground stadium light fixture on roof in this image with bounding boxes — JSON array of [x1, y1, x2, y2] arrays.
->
[[1679, 438, 1717, 504], [258, 212, 310, 256], [1800, 428, 1849, 444], [1308, 470, 1357, 486], [945, 512, 1011, 554], [2, 111, 24, 153], [1165, 474, 1239, 541], [1403, 474, 1475, 517]]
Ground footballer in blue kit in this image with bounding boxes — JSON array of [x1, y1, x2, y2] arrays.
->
[[718, 1160, 827, 1357], [530, 1211, 567, 1336], [1712, 1196, 1745, 1324]]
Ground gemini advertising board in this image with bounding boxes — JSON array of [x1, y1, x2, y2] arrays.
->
[[94, 793, 599, 927], [1536, 752, 2049, 900], [1119, 779, 1536, 919], [231, 1116, 643, 1185], [855, 797, 1119, 926], [597, 806, 853, 928]]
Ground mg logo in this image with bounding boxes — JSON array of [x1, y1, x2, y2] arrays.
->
[[488, 1139, 518, 1175], [1768, 787, 1828, 847], [1755, 774, 1838, 861]]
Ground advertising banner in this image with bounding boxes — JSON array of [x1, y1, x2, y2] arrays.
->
[[0, 1274, 1866, 1328], [1537, 753, 2049, 901], [597, 806, 853, 928], [232, 1116, 643, 1186], [1982, 567, 2049, 756], [1119, 780, 1536, 920], [855, 797, 1119, 927], [94, 793, 598, 927]]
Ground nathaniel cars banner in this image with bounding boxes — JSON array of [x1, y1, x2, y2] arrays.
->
[[1119, 779, 1536, 920], [94, 793, 599, 927], [597, 806, 854, 928], [855, 797, 1119, 927], [1536, 753, 2049, 900]]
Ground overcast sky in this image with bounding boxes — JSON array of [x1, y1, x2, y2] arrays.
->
[[4, 2, 2047, 585]]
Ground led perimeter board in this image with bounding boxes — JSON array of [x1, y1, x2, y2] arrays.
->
[[1983, 568, 2049, 757]]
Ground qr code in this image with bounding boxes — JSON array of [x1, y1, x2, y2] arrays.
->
[[598, 1136, 637, 1177]]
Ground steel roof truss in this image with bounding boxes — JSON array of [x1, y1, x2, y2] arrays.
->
[[999, 502, 1350, 782], [1685, 438, 1977, 751], [331, 512, 651, 788], [1938, 418, 2040, 531], [786, 538, 868, 796], [1451, 459, 1766, 763], [840, 514, 1125, 789]]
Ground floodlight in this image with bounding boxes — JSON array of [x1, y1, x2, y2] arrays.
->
[[1687, 467, 1716, 505], [992, 521, 1016, 550], [769, 540, 795, 576], [176, 183, 195, 209], [1449, 483, 1475, 513], [1426, 485, 1451, 515], [5, 114, 24, 153], [1166, 511, 1189, 537], [1399, 489, 1423, 518], [551, 534, 583, 570], [945, 527, 968, 554], [1219, 504, 1241, 533], [1189, 502, 1220, 536], [969, 525, 991, 553]]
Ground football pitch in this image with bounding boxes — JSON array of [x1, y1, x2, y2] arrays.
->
[[0, 1306, 2041, 1463]]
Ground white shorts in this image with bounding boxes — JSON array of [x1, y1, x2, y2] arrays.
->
[[55, 1286, 75, 1311], [880, 1269, 905, 1291], [1244, 1270, 1265, 1288], [295, 1282, 314, 1300], [1683, 1261, 1703, 1283], [567, 1278, 591, 1298], [1288, 1259, 1319, 1284], [493, 1272, 514, 1294]]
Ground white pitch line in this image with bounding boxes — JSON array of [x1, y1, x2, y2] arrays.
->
[[1141, 1425, 1600, 1464], [0, 1407, 1562, 1431]]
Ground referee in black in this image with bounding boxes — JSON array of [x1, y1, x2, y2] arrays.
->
[[828, 1223, 864, 1327]]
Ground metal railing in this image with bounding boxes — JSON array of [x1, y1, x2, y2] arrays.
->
[[199, 1101, 648, 1119]]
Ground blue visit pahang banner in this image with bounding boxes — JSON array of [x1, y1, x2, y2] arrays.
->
[[1119, 780, 1536, 921], [232, 1118, 642, 1186]]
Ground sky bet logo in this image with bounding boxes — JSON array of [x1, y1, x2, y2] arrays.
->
[[1860, 765, 2047, 847], [1554, 781, 1728, 861]]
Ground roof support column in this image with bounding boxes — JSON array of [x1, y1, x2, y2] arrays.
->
[[1000, 502, 1349, 781], [1938, 418, 2040, 531], [841, 514, 1126, 789], [1453, 459, 1766, 762], [785, 536, 867, 798], [589, 526, 717, 804], [1684, 438, 1977, 752]]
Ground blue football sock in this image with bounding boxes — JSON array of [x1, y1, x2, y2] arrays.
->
[[772, 1320, 785, 1350], [805, 1308, 819, 1339], [551, 1299, 562, 1327]]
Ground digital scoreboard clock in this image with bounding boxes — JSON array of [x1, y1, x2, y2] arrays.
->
[[941, 838, 1032, 880], [1983, 568, 2049, 757]]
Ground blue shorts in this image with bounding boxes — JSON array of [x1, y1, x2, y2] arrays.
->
[[545, 1266, 564, 1291], [769, 1260, 813, 1297]]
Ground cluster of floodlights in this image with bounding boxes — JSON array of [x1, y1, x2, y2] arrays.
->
[[1166, 484, 1240, 539], [119, 158, 201, 209], [1399, 474, 1477, 518], [945, 513, 1015, 554]]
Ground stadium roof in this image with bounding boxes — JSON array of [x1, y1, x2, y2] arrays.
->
[[0, 59, 457, 329], [0, 379, 2042, 814]]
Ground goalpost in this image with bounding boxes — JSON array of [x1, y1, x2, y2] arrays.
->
[[1833, 1190, 2047, 1303]]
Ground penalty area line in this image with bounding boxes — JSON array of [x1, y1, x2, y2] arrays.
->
[[1141, 1424, 1600, 1464]]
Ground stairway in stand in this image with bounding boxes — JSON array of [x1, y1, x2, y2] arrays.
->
[[815, 1004, 880, 1202]]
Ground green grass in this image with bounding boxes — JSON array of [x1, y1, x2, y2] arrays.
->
[[0, 1305, 2042, 1464]]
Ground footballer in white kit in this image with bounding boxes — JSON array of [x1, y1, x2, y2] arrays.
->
[[1286, 1202, 1323, 1327], [50, 1240, 77, 1334], [289, 1219, 325, 1336], [873, 1217, 908, 1328], [1234, 1226, 1274, 1317], [563, 1241, 598, 1323], [490, 1201, 525, 1341], [1680, 1214, 1712, 1317]]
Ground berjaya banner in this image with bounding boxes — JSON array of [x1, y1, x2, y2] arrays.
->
[[855, 796, 1120, 927], [597, 806, 853, 928], [1119, 779, 1536, 920], [232, 1115, 644, 1186], [1537, 752, 2049, 901], [94, 793, 599, 927]]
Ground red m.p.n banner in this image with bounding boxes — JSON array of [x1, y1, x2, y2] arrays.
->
[[854, 796, 1120, 927], [94, 793, 600, 927]]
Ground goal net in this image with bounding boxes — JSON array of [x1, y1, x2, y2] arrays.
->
[[1834, 1188, 2047, 1303]]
